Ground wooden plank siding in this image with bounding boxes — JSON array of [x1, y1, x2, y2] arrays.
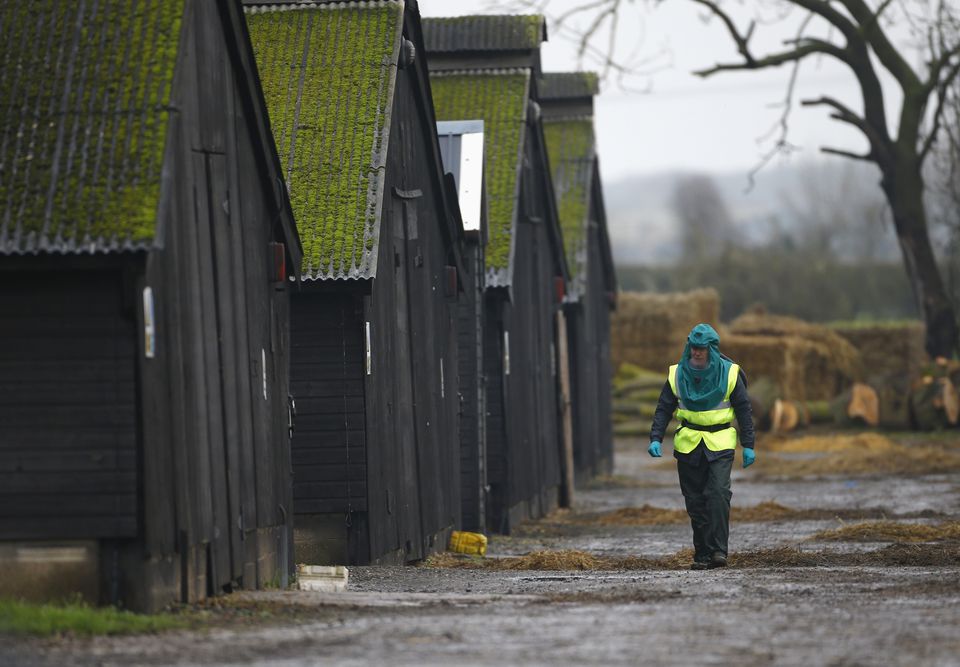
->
[[0, 0, 298, 612], [282, 5, 463, 566], [484, 138, 565, 534], [132, 0, 297, 609], [457, 239, 486, 532], [0, 272, 138, 541], [290, 293, 368, 516]]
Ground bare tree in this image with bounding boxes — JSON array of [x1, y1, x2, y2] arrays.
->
[[491, 0, 960, 356]]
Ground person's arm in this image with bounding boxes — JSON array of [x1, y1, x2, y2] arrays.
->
[[649, 381, 678, 443], [730, 376, 754, 449]]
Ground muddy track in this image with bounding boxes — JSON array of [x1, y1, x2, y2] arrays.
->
[[4, 433, 960, 666]]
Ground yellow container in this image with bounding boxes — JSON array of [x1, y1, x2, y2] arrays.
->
[[448, 531, 488, 556]]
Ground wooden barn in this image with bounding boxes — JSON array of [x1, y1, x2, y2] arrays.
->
[[541, 72, 618, 481], [425, 15, 572, 534], [437, 120, 489, 533], [0, 0, 302, 612], [244, 0, 466, 565]]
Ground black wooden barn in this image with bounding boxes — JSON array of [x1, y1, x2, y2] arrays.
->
[[0, 0, 302, 611], [541, 72, 618, 481], [437, 120, 489, 533], [425, 16, 573, 534], [245, 0, 466, 565]]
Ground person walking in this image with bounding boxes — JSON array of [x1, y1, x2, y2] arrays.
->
[[647, 323, 755, 570]]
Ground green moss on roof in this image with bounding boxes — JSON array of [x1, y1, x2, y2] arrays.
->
[[430, 71, 529, 273], [0, 0, 183, 253], [246, 2, 402, 279], [544, 119, 594, 292]]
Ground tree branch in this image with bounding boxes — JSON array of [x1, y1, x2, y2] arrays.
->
[[693, 39, 851, 77], [689, 0, 756, 64], [820, 147, 874, 162], [836, 0, 922, 89], [920, 57, 960, 162], [801, 96, 868, 132]]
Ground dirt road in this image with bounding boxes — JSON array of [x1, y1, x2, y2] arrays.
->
[[5, 432, 960, 666]]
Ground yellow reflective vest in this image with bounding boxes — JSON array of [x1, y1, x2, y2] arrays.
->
[[667, 363, 740, 454]]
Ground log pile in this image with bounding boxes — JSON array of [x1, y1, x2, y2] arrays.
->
[[907, 358, 960, 430], [610, 289, 719, 372], [831, 321, 927, 428]]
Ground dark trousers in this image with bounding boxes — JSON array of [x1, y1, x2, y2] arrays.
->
[[677, 455, 733, 561]]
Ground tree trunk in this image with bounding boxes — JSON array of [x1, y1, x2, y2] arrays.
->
[[883, 166, 959, 358]]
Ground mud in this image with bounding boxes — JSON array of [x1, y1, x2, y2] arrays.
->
[[3, 431, 960, 666]]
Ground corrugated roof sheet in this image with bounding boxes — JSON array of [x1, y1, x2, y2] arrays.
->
[[422, 15, 545, 54], [543, 118, 594, 299], [0, 0, 184, 255], [430, 69, 529, 286], [541, 72, 599, 100], [245, 1, 403, 280]]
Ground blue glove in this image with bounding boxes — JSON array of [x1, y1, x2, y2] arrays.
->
[[648, 441, 662, 457], [742, 448, 755, 468]]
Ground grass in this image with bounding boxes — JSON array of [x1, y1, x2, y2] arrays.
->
[[0, 598, 185, 637]]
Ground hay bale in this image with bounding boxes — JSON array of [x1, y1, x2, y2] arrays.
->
[[722, 334, 817, 400], [831, 321, 927, 380], [610, 289, 720, 371], [725, 314, 863, 400]]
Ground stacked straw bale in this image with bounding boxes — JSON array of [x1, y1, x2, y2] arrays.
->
[[830, 321, 926, 380], [610, 289, 720, 372], [724, 314, 862, 401], [830, 321, 926, 428]]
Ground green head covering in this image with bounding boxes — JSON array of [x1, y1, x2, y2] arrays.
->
[[675, 323, 733, 412]]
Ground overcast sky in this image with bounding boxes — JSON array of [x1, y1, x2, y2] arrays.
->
[[419, 0, 905, 185]]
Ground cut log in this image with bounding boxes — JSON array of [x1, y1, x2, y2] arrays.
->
[[846, 382, 879, 427], [748, 376, 779, 432], [803, 400, 833, 423], [909, 376, 960, 430], [771, 398, 800, 432], [828, 383, 880, 427], [942, 377, 959, 425]]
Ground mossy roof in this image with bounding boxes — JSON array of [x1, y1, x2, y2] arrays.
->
[[0, 0, 183, 255], [245, 1, 403, 280], [543, 118, 595, 299], [541, 72, 599, 100], [430, 70, 529, 285], [422, 15, 546, 53]]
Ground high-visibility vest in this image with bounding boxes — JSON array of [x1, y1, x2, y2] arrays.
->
[[667, 363, 740, 454]]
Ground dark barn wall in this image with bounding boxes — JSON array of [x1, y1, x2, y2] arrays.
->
[[485, 141, 563, 534], [587, 207, 614, 472], [458, 239, 486, 532], [363, 57, 461, 563], [133, 0, 293, 610], [291, 41, 462, 566], [482, 294, 509, 533], [568, 201, 614, 480], [0, 271, 138, 542]]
